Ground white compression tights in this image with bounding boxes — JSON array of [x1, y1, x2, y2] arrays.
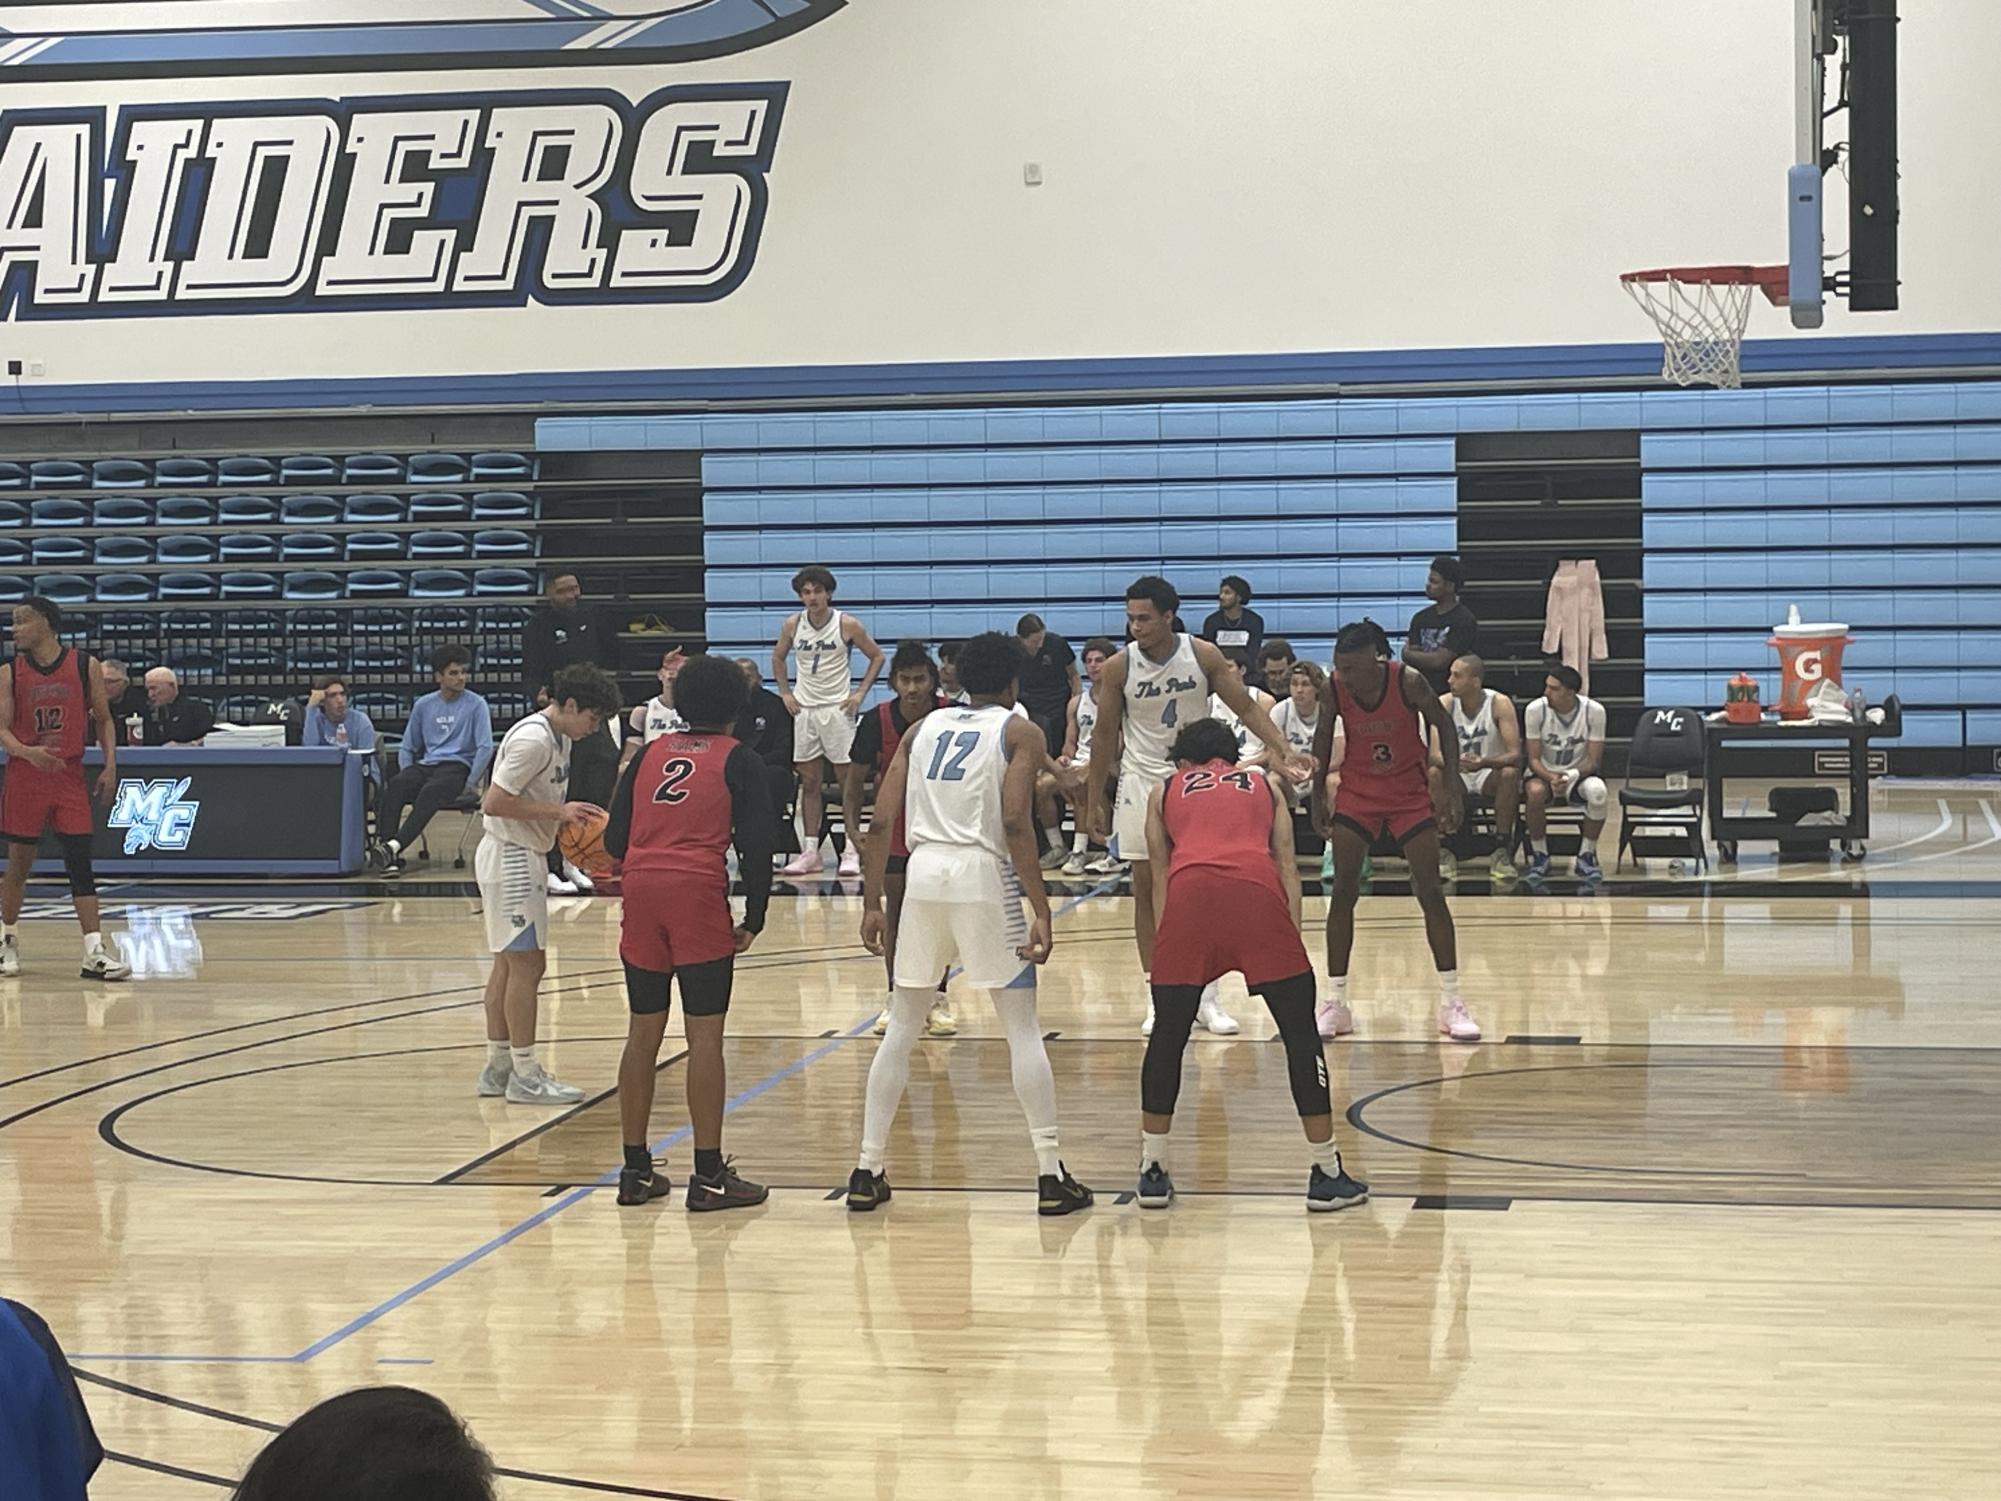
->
[[859, 985, 1062, 1177]]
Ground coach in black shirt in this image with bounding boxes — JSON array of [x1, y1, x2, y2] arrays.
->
[[141, 668, 214, 745], [1015, 614, 1079, 755], [1405, 553, 1479, 696], [1200, 575, 1265, 660]]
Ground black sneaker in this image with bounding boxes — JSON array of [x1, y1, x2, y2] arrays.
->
[[846, 1166, 891, 1212], [1038, 1165, 1093, 1217], [1306, 1158, 1369, 1213], [1136, 1162, 1174, 1209], [617, 1165, 673, 1207], [686, 1160, 769, 1212], [381, 852, 406, 878]]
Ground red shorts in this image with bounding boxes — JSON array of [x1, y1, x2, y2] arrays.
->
[[1151, 869, 1309, 988], [1, 763, 92, 841], [618, 870, 736, 973], [1332, 775, 1435, 846]]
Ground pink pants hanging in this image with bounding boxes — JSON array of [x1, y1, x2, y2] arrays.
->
[[1541, 559, 1607, 692]]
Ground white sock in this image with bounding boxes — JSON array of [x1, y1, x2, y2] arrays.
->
[[2, 922, 18, 943], [1310, 1137, 1340, 1173], [1044, 829, 1063, 853], [1141, 1130, 1171, 1171], [1438, 969, 1461, 1006], [486, 1040, 510, 1070], [1530, 834, 1549, 856], [386, 838, 401, 856], [992, 989, 1063, 1177], [860, 987, 930, 1171], [1579, 835, 1598, 858], [1071, 830, 1089, 854], [83, 931, 105, 956], [1327, 974, 1348, 1005], [509, 1045, 539, 1076]]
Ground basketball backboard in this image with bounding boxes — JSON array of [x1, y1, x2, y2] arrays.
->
[[1790, 0, 1837, 327]]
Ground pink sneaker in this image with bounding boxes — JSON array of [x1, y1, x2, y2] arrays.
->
[[838, 847, 862, 877], [1315, 999, 1354, 1041], [1437, 998, 1481, 1042], [778, 850, 824, 877]]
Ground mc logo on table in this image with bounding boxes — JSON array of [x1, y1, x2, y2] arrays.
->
[[108, 777, 200, 854]]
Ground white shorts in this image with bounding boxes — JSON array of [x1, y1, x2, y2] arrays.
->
[[1110, 761, 1169, 861], [895, 847, 1032, 991], [475, 837, 549, 953], [1461, 766, 1493, 796], [793, 702, 856, 764]]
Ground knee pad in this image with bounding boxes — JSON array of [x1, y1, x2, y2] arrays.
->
[[60, 834, 96, 898], [1578, 776, 1609, 818]]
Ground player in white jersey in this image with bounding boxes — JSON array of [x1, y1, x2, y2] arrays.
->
[[855, 632, 1092, 1216], [1085, 576, 1314, 1036], [1426, 654, 1523, 881], [1207, 646, 1277, 765], [771, 565, 884, 878], [1522, 663, 1609, 884], [616, 648, 689, 777], [1042, 636, 1114, 876], [1271, 660, 1327, 806], [473, 664, 621, 1106]]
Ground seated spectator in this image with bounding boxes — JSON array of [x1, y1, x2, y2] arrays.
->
[[101, 657, 142, 745], [620, 648, 688, 772], [375, 645, 493, 876], [303, 674, 378, 766], [1042, 636, 1114, 874], [1428, 654, 1522, 880], [0, 1299, 101, 1501], [232, 1386, 495, 1501], [1523, 663, 1608, 884], [1405, 553, 1478, 697], [1015, 613, 1080, 762], [142, 667, 214, 745], [937, 639, 969, 704], [1258, 637, 1297, 699], [1271, 660, 1325, 805], [1200, 574, 1265, 658], [1206, 646, 1275, 766]]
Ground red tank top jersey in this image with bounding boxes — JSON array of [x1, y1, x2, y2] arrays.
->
[[10, 649, 90, 764], [619, 730, 738, 882], [875, 696, 949, 857], [1160, 759, 1284, 899], [1332, 658, 1428, 789]]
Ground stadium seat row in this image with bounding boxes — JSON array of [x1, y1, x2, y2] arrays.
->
[[705, 518, 1454, 567], [1644, 506, 2001, 548], [1647, 630, 2001, 671], [1647, 548, 2001, 589], [131, 644, 521, 677], [86, 607, 529, 636], [705, 559, 1434, 606], [1643, 465, 2001, 508], [0, 453, 534, 490], [1643, 424, 2001, 469], [0, 493, 538, 527], [1644, 588, 2001, 630], [707, 597, 1420, 647], [0, 532, 537, 567], [703, 478, 1455, 526], [0, 570, 541, 603]]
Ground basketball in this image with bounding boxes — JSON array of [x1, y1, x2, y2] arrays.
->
[[557, 808, 613, 874]]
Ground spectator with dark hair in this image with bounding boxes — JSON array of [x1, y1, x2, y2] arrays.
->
[[1207, 646, 1277, 767], [1523, 662, 1608, 885], [141, 666, 214, 746], [0, 1298, 102, 1501], [375, 645, 493, 876], [1405, 554, 1478, 696], [231, 1386, 495, 1501], [1014, 613, 1080, 759], [937, 639, 969, 704], [525, 574, 619, 891], [303, 674, 378, 761], [1258, 637, 1297, 699], [1200, 575, 1265, 659], [1046, 636, 1116, 875]]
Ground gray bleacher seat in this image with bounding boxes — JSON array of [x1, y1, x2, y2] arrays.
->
[[471, 452, 533, 482], [30, 536, 89, 567], [407, 492, 470, 522], [351, 643, 408, 674], [282, 572, 341, 601], [158, 535, 217, 566], [0, 540, 26, 570], [471, 490, 536, 521], [219, 534, 280, 563], [32, 574, 91, 604], [342, 454, 403, 485], [352, 609, 403, 634], [29, 497, 88, 527], [93, 575, 154, 603], [343, 494, 404, 525], [473, 568, 536, 596], [97, 610, 151, 636], [281, 532, 340, 562], [158, 572, 218, 600], [347, 570, 405, 599], [93, 497, 152, 527], [410, 568, 472, 597], [30, 461, 86, 489], [0, 576, 29, 601], [281, 495, 340, 527], [409, 452, 468, 484], [0, 501, 25, 527], [156, 458, 213, 486], [0, 463, 26, 489], [413, 607, 471, 634], [289, 607, 341, 632], [219, 494, 279, 526], [92, 459, 152, 488], [344, 532, 405, 561], [472, 528, 534, 558], [218, 456, 276, 486], [290, 644, 345, 675], [280, 455, 338, 486], [94, 537, 153, 567], [220, 571, 281, 599], [156, 496, 216, 526], [409, 530, 471, 559]]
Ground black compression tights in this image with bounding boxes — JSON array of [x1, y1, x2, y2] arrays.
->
[[1140, 971, 1328, 1118]]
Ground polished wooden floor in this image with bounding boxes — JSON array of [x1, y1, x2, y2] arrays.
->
[[4, 784, 2001, 1498]]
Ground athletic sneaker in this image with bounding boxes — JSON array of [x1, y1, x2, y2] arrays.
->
[[1320, 843, 1334, 883], [562, 859, 595, 893], [924, 1002, 958, 1037], [1315, 998, 1355, 1040], [617, 1164, 673, 1206], [686, 1160, 769, 1212], [1084, 853, 1126, 876], [1438, 850, 1458, 882], [80, 947, 131, 981], [382, 852, 407, 877], [1136, 1162, 1175, 1209], [546, 872, 578, 896], [846, 1166, 892, 1212], [1306, 1158, 1369, 1212], [1141, 998, 1155, 1037], [1437, 999, 1482, 1042], [1061, 851, 1089, 877], [1574, 850, 1604, 883], [0, 938, 18, 978], [475, 1061, 512, 1097], [1490, 849, 1517, 881], [837, 847, 862, 877], [1037, 1165, 1094, 1216], [872, 1008, 891, 1037], [505, 1066, 586, 1105], [1525, 850, 1551, 884], [1196, 982, 1240, 1036], [1038, 844, 1068, 871], [779, 849, 824, 877]]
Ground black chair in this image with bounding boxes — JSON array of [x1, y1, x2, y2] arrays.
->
[[1615, 706, 1707, 873]]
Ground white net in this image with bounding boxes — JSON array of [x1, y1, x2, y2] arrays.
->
[[1622, 274, 1757, 389]]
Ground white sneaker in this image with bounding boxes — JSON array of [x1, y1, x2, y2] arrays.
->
[[1038, 845, 1068, 871], [1315, 998, 1355, 1040], [1437, 998, 1482, 1042], [1061, 852, 1089, 876], [80, 945, 131, 982], [0, 938, 18, 978], [476, 1062, 512, 1097], [837, 847, 862, 877], [1197, 981, 1240, 1036], [505, 1066, 585, 1105], [778, 849, 824, 877], [547, 872, 578, 896], [872, 1008, 891, 1037], [925, 1002, 958, 1037], [1085, 854, 1126, 876], [1141, 999, 1155, 1037], [562, 860, 595, 893], [1438, 850, 1458, 881]]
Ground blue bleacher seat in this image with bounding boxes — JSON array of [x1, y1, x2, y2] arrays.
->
[[29, 498, 88, 528], [282, 572, 340, 601], [473, 568, 537, 596], [160, 608, 216, 634], [156, 496, 216, 526], [0, 463, 25, 489], [353, 691, 410, 723], [342, 494, 404, 525], [30, 461, 86, 489], [0, 541, 26, 569], [94, 537, 153, 567], [31, 536, 89, 567], [218, 456, 276, 487], [289, 608, 341, 633], [352, 608, 403, 634], [407, 492, 471, 523], [0, 501, 24, 527], [409, 452, 468, 484], [342, 454, 403, 485], [409, 530, 471, 559], [0, 576, 28, 602], [223, 645, 284, 674], [96, 610, 151, 636], [157, 535, 217, 566], [228, 609, 285, 635], [280, 455, 338, 487], [344, 532, 405, 561], [411, 569, 472, 598], [290, 645, 345, 675], [280, 532, 340, 562], [471, 490, 536, 522], [92, 497, 152, 528], [219, 494, 279, 526], [472, 529, 534, 558], [412, 607, 471, 634], [471, 452, 533, 482], [93, 575, 154, 604], [219, 534, 279, 563], [167, 651, 222, 682], [477, 642, 523, 673], [220, 571, 280, 599], [280, 495, 340, 527], [347, 570, 405, 599], [92, 459, 151, 488], [218, 695, 269, 725], [350, 644, 407, 674], [485, 693, 530, 724], [158, 572, 218, 601], [33, 574, 91, 604], [155, 457, 213, 487], [475, 605, 533, 629]]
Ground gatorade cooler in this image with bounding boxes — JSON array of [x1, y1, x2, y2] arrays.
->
[[1768, 608, 1852, 721]]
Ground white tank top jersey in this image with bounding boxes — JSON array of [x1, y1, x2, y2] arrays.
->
[[1272, 695, 1319, 758], [903, 703, 1014, 897], [482, 713, 570, 853], [640, 694, 687, 742], [1072, 686, 1099, 762], [1121, 633, 1207, 774], [1206, 687, 1272, 756], [1526, 695, 1606, 770], [1450, 688, 1498, 762], [791, 608, 852, 708]]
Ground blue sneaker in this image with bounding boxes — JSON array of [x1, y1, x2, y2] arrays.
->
[[1306, 1158, 1369, 1213], [1525, 850, 1551, 884], [1574, 851, 1604, 883], [1137, 1162, 1175, 1209]]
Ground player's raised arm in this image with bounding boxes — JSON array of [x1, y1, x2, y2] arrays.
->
[[1197, 637, 1309, 782], [860, 725, 914, 954], [1083, 647, 1129, 842], [1003, 713, 1054, 964]]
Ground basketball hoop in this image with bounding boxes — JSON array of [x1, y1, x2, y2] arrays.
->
[[1620, 264, 1789, 389]]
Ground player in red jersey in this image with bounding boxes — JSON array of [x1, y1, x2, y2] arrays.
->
[[1139, 717, 1368, 1212], [1310, 620, 1481, 1042], [604, 654, 776, 1211], [852, 641, 956, 1038], [0, 598, 129, 981]]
